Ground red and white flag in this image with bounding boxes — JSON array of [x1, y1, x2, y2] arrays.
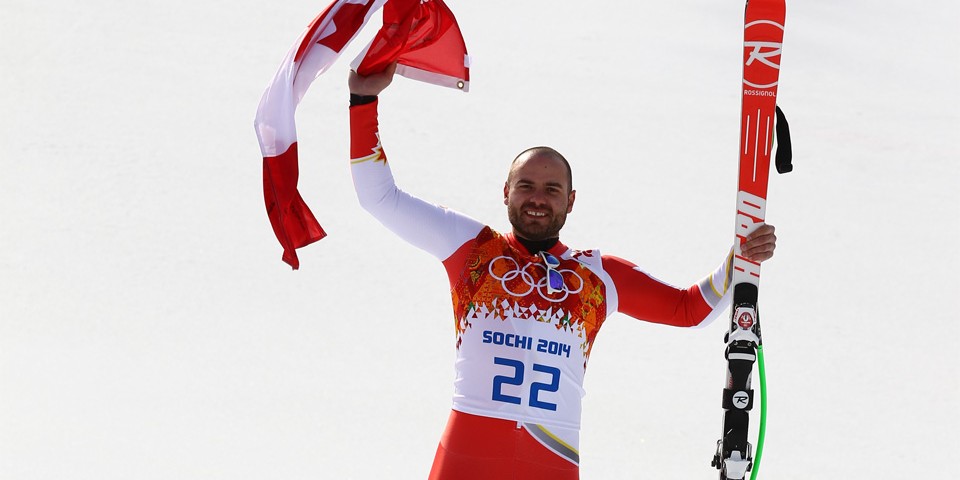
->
[[255, 0, 470, 269]]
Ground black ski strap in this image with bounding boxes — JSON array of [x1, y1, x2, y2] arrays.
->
[[774, 106, 793, 174]]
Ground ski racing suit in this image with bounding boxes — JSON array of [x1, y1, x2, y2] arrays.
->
[[350, 100, 733, 479]]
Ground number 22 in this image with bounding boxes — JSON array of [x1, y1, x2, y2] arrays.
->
[[492, 357, 560, 411]]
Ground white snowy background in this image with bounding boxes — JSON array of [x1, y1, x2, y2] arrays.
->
[[2, 0, 957, 478]]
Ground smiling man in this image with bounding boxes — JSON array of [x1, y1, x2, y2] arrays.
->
[[347, 66, 776, 479], [504, 147, 575, 243]]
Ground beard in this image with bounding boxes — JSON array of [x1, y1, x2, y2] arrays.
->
[[507, 203, 568, 241]]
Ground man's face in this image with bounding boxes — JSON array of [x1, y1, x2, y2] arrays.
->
[[503, 153, 576, 241]]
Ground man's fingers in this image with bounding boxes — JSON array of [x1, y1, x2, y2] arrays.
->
[[743, 232, 776, 249], [746, 224, 775, 241], [741, 224, 776, 262], [742, 241, 775, 259]]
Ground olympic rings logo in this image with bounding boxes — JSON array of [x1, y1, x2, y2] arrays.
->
[[487, 256, 584, 302]]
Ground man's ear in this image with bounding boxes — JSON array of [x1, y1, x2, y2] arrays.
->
[[566, 189, 576, 213], [503, 182, 510, 205]]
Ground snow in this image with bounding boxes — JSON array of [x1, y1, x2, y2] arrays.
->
[[1, 0, 957, 478]]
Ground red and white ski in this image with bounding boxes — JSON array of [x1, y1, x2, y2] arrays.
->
[[712, 1, 789, 479]]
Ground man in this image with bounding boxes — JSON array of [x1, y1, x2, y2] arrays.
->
[[347, 65, 776, 479]]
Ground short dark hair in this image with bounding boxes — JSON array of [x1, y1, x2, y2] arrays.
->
[[509, 146, 573, 192]]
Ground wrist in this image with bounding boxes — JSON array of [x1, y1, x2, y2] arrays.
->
[[350, 93, 377, 107]]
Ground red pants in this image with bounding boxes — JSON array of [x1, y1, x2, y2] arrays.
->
[[428, 410, 579, 480]]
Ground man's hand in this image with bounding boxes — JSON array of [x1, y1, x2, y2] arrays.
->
[[349, 63, 398, 96], [741, 224, 777, 263]]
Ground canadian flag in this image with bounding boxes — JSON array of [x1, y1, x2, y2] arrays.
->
[[255, 0, 470, 269]]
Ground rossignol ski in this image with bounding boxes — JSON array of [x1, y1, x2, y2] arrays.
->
[[712, 1, 791, 479]]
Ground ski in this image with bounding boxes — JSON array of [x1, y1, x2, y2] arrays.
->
[[712, 1, 790, 479]]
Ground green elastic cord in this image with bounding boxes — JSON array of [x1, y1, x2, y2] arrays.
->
[[750, 345, 767, 480]]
